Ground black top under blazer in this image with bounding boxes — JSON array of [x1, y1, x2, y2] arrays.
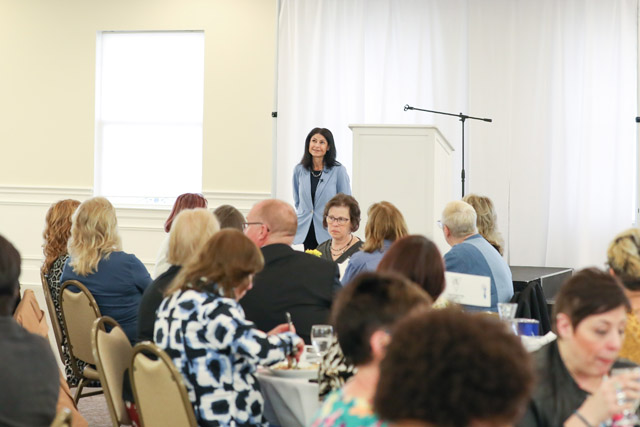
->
[[240, 244, 341, 344]]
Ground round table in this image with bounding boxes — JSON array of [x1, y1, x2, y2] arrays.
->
[[256, 368, 321, 427]]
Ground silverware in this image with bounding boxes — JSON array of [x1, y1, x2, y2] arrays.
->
[[285, 312, 297, 368]]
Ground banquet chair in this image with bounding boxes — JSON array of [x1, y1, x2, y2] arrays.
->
[[92, 316, 132, 426], [41, 271, 66, 364], [50, 408, 73, 427], [130, 341, 197, 427], [59, 280, 103, 403]]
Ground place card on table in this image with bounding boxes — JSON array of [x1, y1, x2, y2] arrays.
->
[[442, 272, 491, 307]]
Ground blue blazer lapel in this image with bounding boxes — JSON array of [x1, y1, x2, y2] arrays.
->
[[301, 168, 312, 209]]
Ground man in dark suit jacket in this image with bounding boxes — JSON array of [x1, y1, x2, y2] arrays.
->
[[241, 199, 341, 344]]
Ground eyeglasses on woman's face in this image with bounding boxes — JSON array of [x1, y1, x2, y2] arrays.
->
[[326, 215, 350, 225]]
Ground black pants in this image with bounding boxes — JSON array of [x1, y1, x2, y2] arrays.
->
[[303, 221, 318, 250]]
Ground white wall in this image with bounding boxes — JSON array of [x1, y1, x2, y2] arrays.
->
[[0, 2, 277, 364], [0, 0, 278, 288]]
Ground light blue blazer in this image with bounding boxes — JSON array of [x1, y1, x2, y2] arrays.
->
[[293, 163, 351, 245]]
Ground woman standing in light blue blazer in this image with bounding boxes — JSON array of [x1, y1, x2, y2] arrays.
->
[[293, 127, 351, 249]]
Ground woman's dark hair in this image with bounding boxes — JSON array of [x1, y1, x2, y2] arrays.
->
[[331, 272, 431, 366], [377, 235, 445, 301], [322, 193, 361, 232], [553, 267, 631, 331], [0, 235, 21, 297], [299, 127, 339, 170], [375, 308, 534, 427], [164, 193, 208, 233], [214, 204, 245, 231]]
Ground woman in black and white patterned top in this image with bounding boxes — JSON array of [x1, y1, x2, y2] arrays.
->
[[41, 199, 88, 387], [155, 229, 304, 426]]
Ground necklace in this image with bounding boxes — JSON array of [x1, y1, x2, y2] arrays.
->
[[311, 169, 323, 178], [331, 235, 354, 255]]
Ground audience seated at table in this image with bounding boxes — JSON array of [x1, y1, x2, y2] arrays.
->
[[214, 204, 245, 230], [311, 272, 431, 427], [41, 198, 88, 387], [374, 307, 534, 427], [341, 201, 408, 285], [153, 192, 208, 278], [462, 193, 505, 255], [518, 268, 640, 427], [319, 235, 446, 398], [155, 229, 303, 426], [240, 199, 341, 344], [315, 194, 364, 264], [440, 200, 513, 311], [60, 197, 151, 345], [608, 228, 640, 364], [0, 234, 59, 426]]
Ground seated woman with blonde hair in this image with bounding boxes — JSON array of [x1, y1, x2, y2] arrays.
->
[[462, 193, 505, 255], [60, 197, 151, 344], [341, 201, 408, 285], [137, 208, 219, 343], [608, 227, 640, 364], [155, 229, 303, 426]]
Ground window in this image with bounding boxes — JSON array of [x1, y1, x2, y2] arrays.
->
[[95, 31, 205, 205]]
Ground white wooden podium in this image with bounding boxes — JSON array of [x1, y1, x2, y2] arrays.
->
[[349, 124, 454, 254]]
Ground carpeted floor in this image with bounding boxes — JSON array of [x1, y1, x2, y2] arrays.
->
[[74, 387, 111, 427]]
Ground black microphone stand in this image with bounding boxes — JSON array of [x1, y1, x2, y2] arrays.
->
[[404, 104, 492, 197]]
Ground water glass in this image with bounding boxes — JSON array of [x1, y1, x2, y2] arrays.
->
[[497, 303, 517, 321], [311, 324, 333, 357], [610, 367, 640, 426]]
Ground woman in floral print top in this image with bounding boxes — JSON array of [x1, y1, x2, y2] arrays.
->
[[311, 272, 431, 427], [155, 229, 303, 427]]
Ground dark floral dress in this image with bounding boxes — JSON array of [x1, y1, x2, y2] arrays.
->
[[45, 254, 99, 387]]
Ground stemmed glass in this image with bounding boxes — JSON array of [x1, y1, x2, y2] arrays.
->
[[610, 367, 640, 426], [311, 325, 333, 357]]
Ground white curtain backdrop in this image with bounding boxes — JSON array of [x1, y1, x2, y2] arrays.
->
[[275, 0, 638, 269]]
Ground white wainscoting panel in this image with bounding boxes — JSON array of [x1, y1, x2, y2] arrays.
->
[[0, 186, 270, 288]]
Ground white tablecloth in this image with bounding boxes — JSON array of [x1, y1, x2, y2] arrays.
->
[[257, 368, 321, 427]]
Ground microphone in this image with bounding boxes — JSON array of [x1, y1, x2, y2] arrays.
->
[[636, 117, 640, 123], [483, 118, 493, 123], [404, 104, 413, 111]]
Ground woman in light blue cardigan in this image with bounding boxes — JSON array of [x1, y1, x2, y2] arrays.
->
[[293, 127, 351, 249]]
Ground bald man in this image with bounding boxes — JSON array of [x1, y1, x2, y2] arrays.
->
[[241, 199, 341, 344]]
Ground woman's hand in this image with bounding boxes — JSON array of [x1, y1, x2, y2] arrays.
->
[[568, 370, 640, 426], [267, 323, 304, 360], [268, 322, 295, 335]]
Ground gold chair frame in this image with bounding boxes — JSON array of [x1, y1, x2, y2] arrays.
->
[[130, 341, 197, 427], [92, 316, 132, 427], [59, 280, 103, 403]]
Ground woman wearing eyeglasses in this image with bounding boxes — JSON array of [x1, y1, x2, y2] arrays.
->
[[316, 194, 363, 264], [293, 127, 351, 250]]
